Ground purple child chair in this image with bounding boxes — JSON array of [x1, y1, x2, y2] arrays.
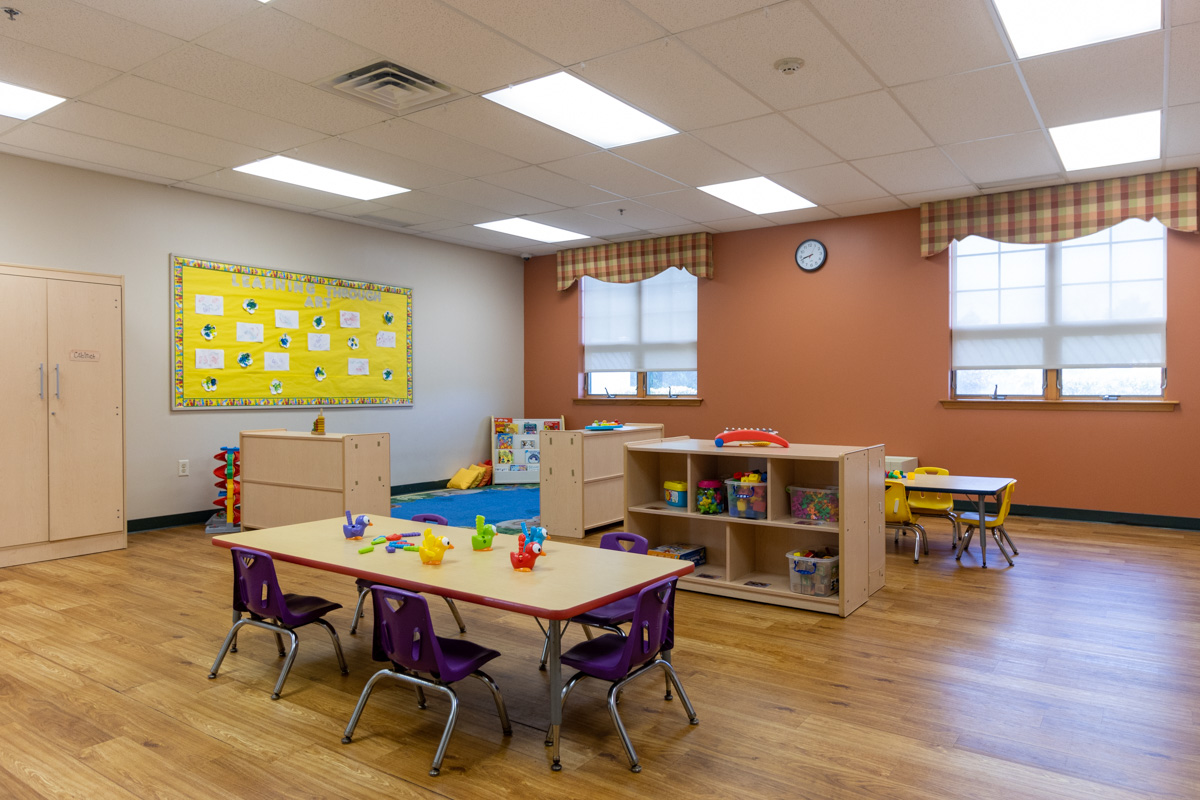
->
[[349, 513, 467, 636], [546, 576, 698, 773], [208, 547, 348, 700], [341, 585, 511, 776]]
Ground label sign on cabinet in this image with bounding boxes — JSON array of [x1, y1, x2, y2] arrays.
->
[[70, 349, 100, 362]]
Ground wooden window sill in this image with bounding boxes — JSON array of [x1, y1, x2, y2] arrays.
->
[[575, 396, 703, 406], [941, 399, 1177, 412]]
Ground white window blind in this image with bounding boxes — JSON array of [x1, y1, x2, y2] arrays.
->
[[951, 218, 1166, 369], [582, 267, 697, 372]]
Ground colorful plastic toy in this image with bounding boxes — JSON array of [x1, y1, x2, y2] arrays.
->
[[343, 511, 372, 540], [510, 532, 543, 572], [371, 536, 387, 545], [418, 528, 454, 565], [473, 515, 497, 551], [886, 469, 910, 480], [584, 419, 623, 430], [209, 446, 241, 531], [521, 521, 549, 554], [312, 411, 326, 435], [357, 545, 374, 554], [714, 427, 788, 448]]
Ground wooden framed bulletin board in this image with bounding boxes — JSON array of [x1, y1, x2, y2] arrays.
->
[[172, 255, 412, 409]]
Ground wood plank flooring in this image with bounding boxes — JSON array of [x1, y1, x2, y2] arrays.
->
[[0, 517, 1197, 799]]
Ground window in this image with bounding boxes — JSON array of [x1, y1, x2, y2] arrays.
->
[[582, 267, 698, 398], [951, 218, 1166, 399]]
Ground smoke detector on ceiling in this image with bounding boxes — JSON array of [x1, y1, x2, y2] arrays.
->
[[773, 57, 805, 75]]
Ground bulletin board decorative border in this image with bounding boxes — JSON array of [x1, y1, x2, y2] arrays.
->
[[172, 255, 413, 409]]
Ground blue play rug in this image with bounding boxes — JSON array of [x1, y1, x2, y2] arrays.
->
[[391, 485, 540, 532]]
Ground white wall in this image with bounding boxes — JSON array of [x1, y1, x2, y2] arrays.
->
[[0, 153, 524, 521]]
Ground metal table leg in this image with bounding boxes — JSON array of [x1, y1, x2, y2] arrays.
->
[[978, 493, 987, 567], [548, 618, 563, 770]]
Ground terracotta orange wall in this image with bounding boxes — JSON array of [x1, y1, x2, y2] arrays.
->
[[525, 209, 1199, 519]]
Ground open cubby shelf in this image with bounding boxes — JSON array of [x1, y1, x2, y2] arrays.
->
[[624, 438, 885, 617]]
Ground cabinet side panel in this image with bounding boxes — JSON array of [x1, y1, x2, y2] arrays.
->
[[839, 450, 871, 615], [868, 446, 886, 594], [0, 275, 49, 547], [540, 431, 583, 538], [344, 434, 391, 517]]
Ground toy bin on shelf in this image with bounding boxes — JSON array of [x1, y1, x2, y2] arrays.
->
[[695, 479, 726, 514], [726, 479, 767, 519], [663, 480, 688, 507], [787, 550, 840, 597], [787, 485, 839, 524]]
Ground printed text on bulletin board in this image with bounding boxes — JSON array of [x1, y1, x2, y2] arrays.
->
[[172, 255, 412, 409]]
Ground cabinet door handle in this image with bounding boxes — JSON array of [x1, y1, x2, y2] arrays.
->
[[39, 363, 44, 399], [55, 363, 60, 399]]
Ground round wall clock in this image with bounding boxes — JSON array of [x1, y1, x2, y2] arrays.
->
[[795, 239, 827, 272]]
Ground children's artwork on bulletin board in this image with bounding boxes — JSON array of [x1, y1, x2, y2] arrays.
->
[[491, 416, 563, 484], [172, 255, 412, 409]]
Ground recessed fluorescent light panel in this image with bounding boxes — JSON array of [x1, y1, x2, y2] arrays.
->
[[483, 72, 677, 149], [698, 177, 816, 215], [1048, 110, 1161, 171], [0, 80, 67, 120], [475, 218, 589, 243], [233, 156, 408, 201], [993, 0, 1161, 59]]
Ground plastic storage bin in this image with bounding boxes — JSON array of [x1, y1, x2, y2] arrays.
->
[[696, 479, 726, 514], [663, 480, 688, 507], [787, 485, 839, 524], [726, 479, 767, 519], [786, 550, 839, 597]]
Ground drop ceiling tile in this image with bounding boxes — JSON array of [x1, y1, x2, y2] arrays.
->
[[693, 115, 840, 174], [34, 102, 269, 167], [0, 118, 20, 136], [405, 220, 463, 233], [184, 168, 355, 210], [678, 1, 881, 111], [482, 167, 619, 207], [760, 207, 837, 225], [1173, 0, 1200, 26], [407, 96, 596, 164], [544, 151, 684, 197], [574, 38, 771, 131], [624, 0, 773, 33], [944, 131, 1061, 186], [316, 210, 415, 234], [71, 0, 254, 40], [896, 185, 981, 206], [82, 76, 325, 152], [613, 136, 755, 187], [0, 37, 121, 97], [522, 209, 641, 237], [851, 148, 970, 195], [440, 0, 665, 65], [350, 206, 447, 227], [134, 45, 390, 135], [196, 7, 384, 84], [289, 138, 464, 190], [324, 200, 392, 217], [1024, 33, 1165, 128], [181, 182, 321, 215], [373, 190, 500, 224], [0, 0, 182, 72], [581, 199, 692, 230], [825, 197, 908, 217], [807, 0, 1009, 85], [1169, 22, 1200, 106], [267, 0, 554, 93], [423, 179, 562, 216], [0, 141, 177, 186], [0, 123, 216, 181], [1065, 159, 1165, 182], [634, 189, 746, 223], [787, 92, 932, 160], [893, 65, 1039, 145], [1166, 102, 1200, 156], [704, 216, 777, 232], [770, 162, 889, 205], [342, 119, 525, 177]]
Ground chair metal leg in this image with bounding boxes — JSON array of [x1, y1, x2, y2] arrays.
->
[[270, 629, 300, 700], [656, 659, 699, 725], [998, 524, 1019, 555], [342, 667, 394, 743], [273, 629, 286, 658], [209, 617, 252, 679], [210, 616, 299, 698], [957, 526, 975, 560], [990, 528, 1015, 567], [607, 680, 641, 772], [349, 585, 370, 635], [313, 618, 349, 675], [230, 609, 241, 653], [444, 598, 467, 633], [468, 669, 513, 735], [583, 625, 594, 640]]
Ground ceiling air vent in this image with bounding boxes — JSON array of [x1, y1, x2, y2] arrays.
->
[[319, 61, 464, 115]]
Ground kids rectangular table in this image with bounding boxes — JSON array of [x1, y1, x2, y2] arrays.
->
[[212, 516, 693, 770], [896, 473, 1015, 567]]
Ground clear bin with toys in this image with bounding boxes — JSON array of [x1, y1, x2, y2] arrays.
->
[[786, 485, 839, 524], [695, 479, 726, 515], [786, 548, 839, 597], [726, 475, 767, 520]]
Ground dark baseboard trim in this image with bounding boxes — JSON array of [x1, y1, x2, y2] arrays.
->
[[952, 501, 1200, 531], [391, 479, 450, 495], [129, 509, 213, 533]]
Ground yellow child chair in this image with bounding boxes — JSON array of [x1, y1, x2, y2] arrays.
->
[[955, 481, 1018, 567], [885, 479, 928, 563], [905, 467, 961, 549]]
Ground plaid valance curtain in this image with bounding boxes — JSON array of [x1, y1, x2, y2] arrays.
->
[[556, 232, 713, 291], [920, 168, 1198, 258]]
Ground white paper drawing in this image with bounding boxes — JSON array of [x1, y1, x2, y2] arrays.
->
[[264, 352, 290, 371], [195, 295, 224, 316], [236, 322, 264, 343], [376, 331, 397, 348], [195, 349, 225, 369], [275, 309, 299, 329], [308, 333, 330, 351], [348, 358, 370, 376], [340, 310, 361, 328]]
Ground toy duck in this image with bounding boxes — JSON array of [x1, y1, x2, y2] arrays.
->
[[418, 528, 454, 565], [510, 533, 543, 572], [521, 521, 550, 555], [343, 511, 372, 539], [472, 515, 497, 551]]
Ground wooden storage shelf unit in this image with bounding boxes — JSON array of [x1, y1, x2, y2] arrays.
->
[[240, 429, 390, 530], [624, 438, 884, 617]]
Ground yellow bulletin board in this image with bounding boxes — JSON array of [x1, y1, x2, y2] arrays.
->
[[172, 255, 412, 409]]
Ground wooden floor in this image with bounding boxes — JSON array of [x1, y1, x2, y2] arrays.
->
[[1, 517, 1198, 799]]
